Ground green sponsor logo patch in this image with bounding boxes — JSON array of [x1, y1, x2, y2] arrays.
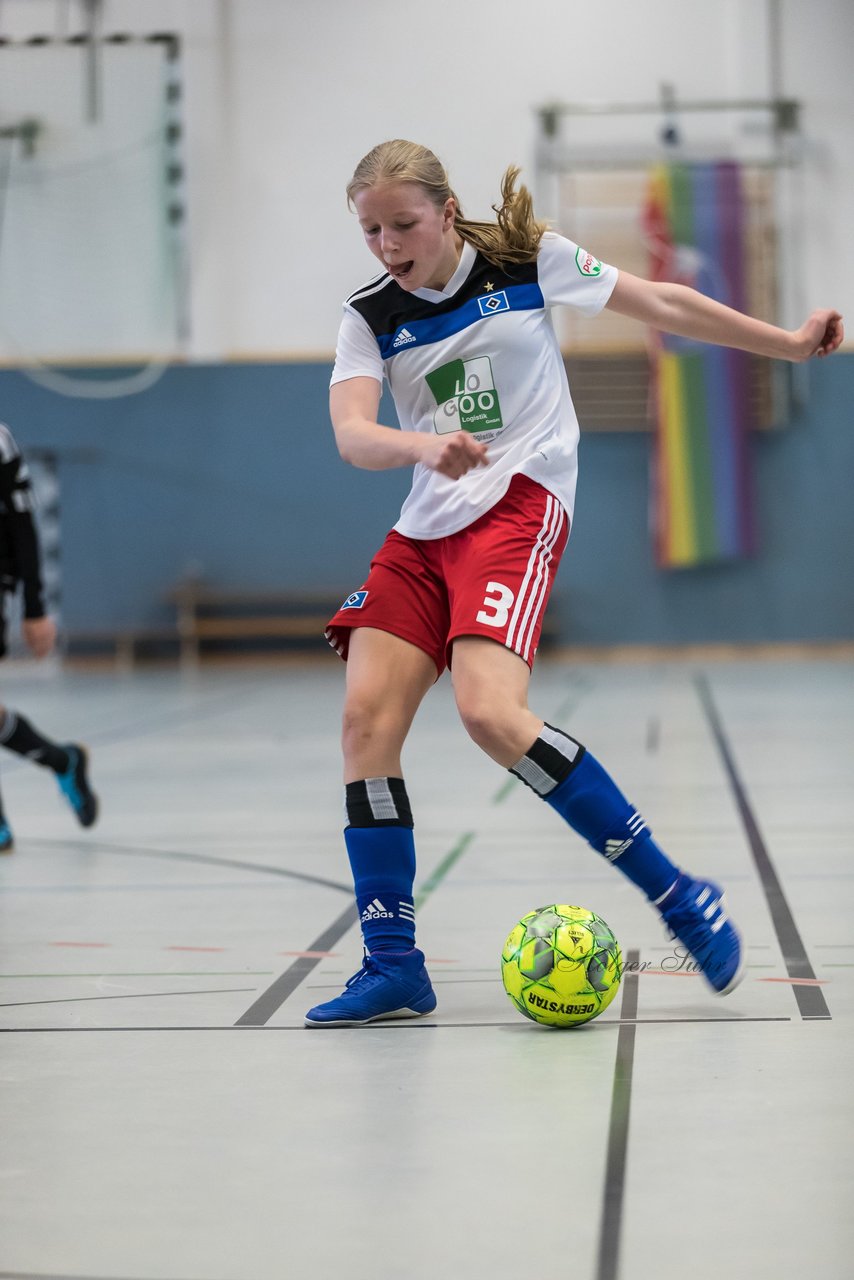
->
[[425, 355, 504, 436]]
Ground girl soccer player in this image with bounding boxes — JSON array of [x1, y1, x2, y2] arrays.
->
[[305, 139, 843, 1026]]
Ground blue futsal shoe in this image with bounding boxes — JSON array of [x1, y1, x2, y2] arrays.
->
[[0, 821, 13, 854], [56, 745, 98, 828], [305, 948, 437, 1027], [657, 875, 745, 995]]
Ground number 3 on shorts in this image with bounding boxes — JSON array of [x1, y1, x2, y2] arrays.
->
[[476, 581, 515, 627]]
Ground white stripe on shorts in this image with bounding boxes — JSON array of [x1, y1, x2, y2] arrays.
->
[[506, 495, 566, 663]]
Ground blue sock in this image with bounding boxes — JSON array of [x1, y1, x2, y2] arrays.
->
[[344, 778, 417, 953], [510, 725, 680, 903]]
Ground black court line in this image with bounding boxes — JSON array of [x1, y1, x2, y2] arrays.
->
[[207, 675, 594, 1025], [233, 798, 492, 1025], [0, 1016, 791, 1033], [696, 674, 831, 1021], [0, 684, 263, 776], [0, 987, 255, 1009], [596, 949, 640, 1280], [234, 901, 359, 1026], [0, 1273, 201, 1280], [29, 838, 352, 894]]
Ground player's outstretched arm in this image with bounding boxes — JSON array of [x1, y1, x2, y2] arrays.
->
[[605, 271, 844, 362], [330, 377, 488, 479]]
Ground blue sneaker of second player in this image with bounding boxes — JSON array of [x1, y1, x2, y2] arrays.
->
[[657, 875, 744, 995], [56, 745, 98, 828], [0, 821, 13, 854], [305, 949, 437, 1027]]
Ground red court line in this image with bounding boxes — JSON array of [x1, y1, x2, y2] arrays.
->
[[757, 976, 829, 986], [166, 946, 227, 953], [633, 969, 829, 986], [278, 950, 339, 959], [633, 969, 700, 977]]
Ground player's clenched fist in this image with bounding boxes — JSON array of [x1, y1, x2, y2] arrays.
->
[[419, 431, 489, 479], [793, 309, 844, 360]]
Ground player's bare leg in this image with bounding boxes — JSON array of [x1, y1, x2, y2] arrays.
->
[[449, 636, 542, 764], [341, 627, 437, 781]]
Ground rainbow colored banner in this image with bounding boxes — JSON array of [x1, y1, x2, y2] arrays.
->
[[645, 163, 755, 568]]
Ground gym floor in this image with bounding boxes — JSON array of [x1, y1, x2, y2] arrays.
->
[[1, 653, 851, 1280]]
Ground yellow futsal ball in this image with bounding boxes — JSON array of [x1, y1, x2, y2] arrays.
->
[[501, 903, 622, 1028]]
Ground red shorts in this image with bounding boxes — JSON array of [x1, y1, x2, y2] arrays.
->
[[325, 474, 569, 676]]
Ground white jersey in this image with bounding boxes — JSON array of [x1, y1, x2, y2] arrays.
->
[[330, 232, 618, 540]]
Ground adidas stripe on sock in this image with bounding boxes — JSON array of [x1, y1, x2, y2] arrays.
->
[[511, 729, 680, 902]]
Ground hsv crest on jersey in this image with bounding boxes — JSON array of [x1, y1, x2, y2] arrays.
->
[[477, 290, 509, 316]]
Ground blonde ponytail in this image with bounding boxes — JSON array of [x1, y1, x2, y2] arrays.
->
[[347, 143, 547, 269], [455, 165, 547, 267]]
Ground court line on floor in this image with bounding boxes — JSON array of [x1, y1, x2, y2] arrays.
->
[[695, 673, 831, 1021], [0, 1017, 792, 1034], [231, 827, 480, 1026], [0, 1272, 192, 1280], [233, 902, 359, 1026], [596, 948, 640, 1280], [22, 839, 353, 894], [229, 668, 824, 1027], [0, 987, 256, 1009], [3, 671, 591, 1028], [231, 676, 594, 1026], [0, 682, 271, 776], [414, 831, 476, 908]]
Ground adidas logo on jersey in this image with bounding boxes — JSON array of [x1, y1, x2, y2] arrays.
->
[[392, 328, 416, 348], [360, 898, 394, 922]]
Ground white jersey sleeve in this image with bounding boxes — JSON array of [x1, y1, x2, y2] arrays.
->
[[536, 231, 618, 315], [330, 306, 384, 386]]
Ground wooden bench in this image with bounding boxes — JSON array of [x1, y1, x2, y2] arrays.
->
[[65, 585, 564, 670], [63, 629, 181, 670], [171, 584, 347, 667]]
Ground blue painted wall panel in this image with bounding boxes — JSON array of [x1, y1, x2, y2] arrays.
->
[[1, 355, 851, 643]]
